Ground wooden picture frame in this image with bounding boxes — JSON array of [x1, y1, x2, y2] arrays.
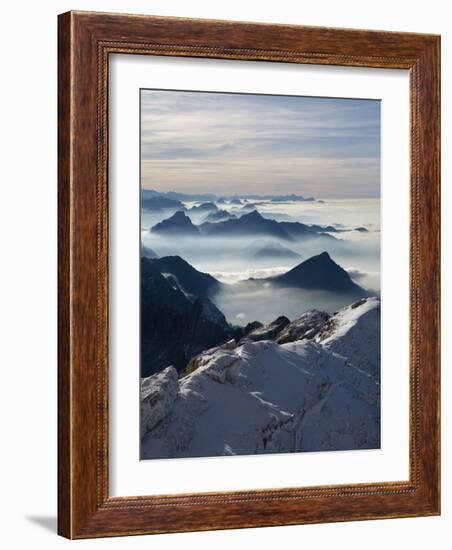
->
[[58, 10, 440, 539]]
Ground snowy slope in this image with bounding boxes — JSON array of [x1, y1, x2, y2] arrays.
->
[[140, 367, 179, 435], [140, 298, 380, 459], [314, 297, 380, 378]]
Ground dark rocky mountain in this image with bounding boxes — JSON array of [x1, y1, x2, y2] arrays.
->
[[270, 252, 367, 295], [141, 266, 232, 376], [141, 196, 185, 212], [150, 211, 200, 236], [151, 209, 338, 242], [237, 309, 331, 345], [141, 256, 222, 297], [200, 210, 295, 240], [276, 310, 331, 344], [243, 320, 263, 334], [244, 316, 290, 342], [199, 211, 336, 242]]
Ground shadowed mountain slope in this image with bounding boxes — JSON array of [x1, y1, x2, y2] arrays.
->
[[140, 265, 232, 377], [270, 252, 367, 295], [141, 256, 222, 297], [151, 210, 200, 236]]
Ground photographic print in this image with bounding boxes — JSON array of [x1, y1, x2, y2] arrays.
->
[[139, 89, 381, 460]]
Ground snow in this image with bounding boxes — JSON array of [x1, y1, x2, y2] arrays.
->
[[140, 367, 179, 436], [314, 297, 380, 377], [141, 298, 381, 459]]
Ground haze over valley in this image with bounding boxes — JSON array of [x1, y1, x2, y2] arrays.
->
[[141, 191, 380, 325]]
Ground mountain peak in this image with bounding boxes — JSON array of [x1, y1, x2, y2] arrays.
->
[[199, 208, 293, 240], [273, 252, 367, 295], [309, 251, 334, 264], [142, 255, 221, 297], [151, 210, 199, 235], [171, 210, 189, 221], [242, 210, 263, 220]]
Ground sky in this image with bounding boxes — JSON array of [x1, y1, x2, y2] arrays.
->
[[140, 89, 380, 199]]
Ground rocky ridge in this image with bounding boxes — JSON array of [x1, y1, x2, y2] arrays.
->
[[140, 298, 381, 458]]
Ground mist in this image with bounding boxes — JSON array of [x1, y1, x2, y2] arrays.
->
[[214, 282, 367, 326], [141, 198, 380, 326]]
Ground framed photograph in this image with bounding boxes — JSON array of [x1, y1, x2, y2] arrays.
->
[[58, 11, 440, 538]]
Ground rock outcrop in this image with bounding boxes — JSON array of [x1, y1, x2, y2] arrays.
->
[[276, 310, 330, 344]]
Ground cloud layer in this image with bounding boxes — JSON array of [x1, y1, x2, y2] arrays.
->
[[141, 90, 380, 198]]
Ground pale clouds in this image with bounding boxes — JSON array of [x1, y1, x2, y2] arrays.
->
[[141, 89, 380, 198], [210, 266, 290, 284]]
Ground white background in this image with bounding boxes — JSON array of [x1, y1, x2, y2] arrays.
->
[[0, 1, 449, 549], [110, 56, 409, 496]]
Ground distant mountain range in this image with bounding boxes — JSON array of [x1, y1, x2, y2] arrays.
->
[[200, 210, 295, 240], [223, 194, 318, 202], [150, 209, 336, 242], [252, 193, 316, 202], [141, 188, 322, 203], [141, 188, 217, 202], [141, 196, 185, 212]]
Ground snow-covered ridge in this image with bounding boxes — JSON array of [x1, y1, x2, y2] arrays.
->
[[140, 298, 380, 459], [315, 296, 380, 378]]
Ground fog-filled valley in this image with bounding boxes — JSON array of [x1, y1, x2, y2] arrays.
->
[[141, 193, 380, 325]]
